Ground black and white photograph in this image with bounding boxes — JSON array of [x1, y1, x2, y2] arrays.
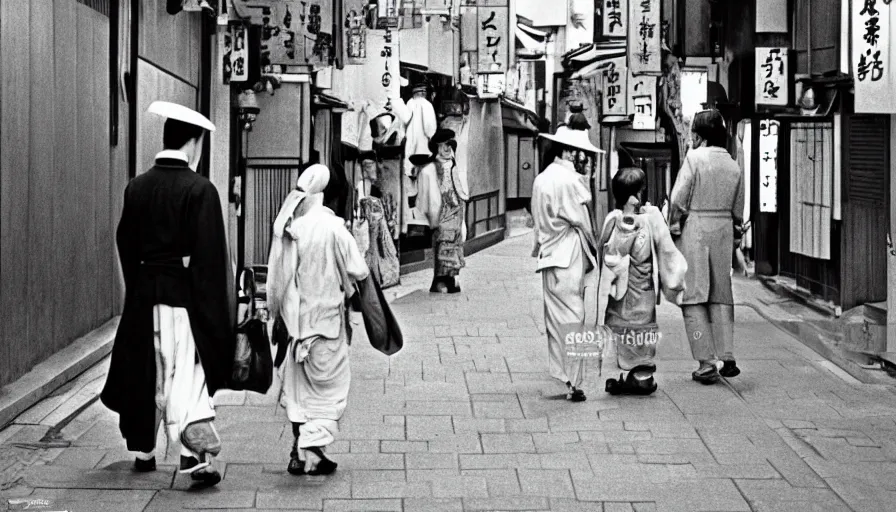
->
[[2, 0, 896, 510]]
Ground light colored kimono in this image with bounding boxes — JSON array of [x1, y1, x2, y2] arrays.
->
[[597, 206, 688, 369], [531, 158, 598, 387], [281, 204, 369, 449]]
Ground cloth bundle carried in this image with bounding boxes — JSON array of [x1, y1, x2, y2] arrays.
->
[[354, 274, 403, 356], [231, 268, 274, 394]]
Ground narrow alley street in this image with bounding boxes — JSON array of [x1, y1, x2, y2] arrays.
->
[[3, 235, 896, 512]]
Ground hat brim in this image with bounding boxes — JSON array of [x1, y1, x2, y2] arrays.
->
[[409, 154, 434, 166], [539, 132, 604, 154], [148, 101, 216, 132]]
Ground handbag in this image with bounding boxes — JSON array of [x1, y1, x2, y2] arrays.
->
[[231, 269, 274, 394], [355, 273, 403, 356]]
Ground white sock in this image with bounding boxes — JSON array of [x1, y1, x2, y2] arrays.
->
[[134, 451, 154, 461]]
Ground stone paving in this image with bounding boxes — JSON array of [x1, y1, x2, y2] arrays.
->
[[3, 236, 896, 511]]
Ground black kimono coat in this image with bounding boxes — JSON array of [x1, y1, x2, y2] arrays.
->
[[100, 157, 235, 452]]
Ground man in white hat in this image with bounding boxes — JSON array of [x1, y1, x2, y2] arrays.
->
[[101, 101, 233, 487], [531, 114, 602, 402]]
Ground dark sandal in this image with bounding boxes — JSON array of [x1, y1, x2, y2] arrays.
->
[[567, 387, 587, 402], [606, 365, 658, 395], [720, 361, 741, 378], [305, 446, 338, 475]]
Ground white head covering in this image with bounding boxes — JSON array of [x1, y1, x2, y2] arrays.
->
[[539, 125, 605, 154], [266, 164, 332, 331], [147, 101, 216, 132], [271, 164, 331, 237]]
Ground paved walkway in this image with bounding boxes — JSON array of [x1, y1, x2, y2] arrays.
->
[[3, 236, 896, 511]]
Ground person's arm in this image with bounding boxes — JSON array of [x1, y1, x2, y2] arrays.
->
[[557, 179, 597, 253], [732, 171, 746, 245], [647, 208, 688, 302], [115, 183, 137, 288], [668, 155, 696, 237]]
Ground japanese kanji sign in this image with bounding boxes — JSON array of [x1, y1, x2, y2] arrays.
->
[[478, 7, 509, 72], [602, 57, 628, 117], [627, 72, 656, 130], [758, 119, 779, 213], [343, 0, 368, 65], [603, 0, 628, 37], [853, 0, 896, 113], [224, 25, 248, 83], [236, 0, 334, 68], [755, 47, 789, 107], [627, 0, 661, 75]]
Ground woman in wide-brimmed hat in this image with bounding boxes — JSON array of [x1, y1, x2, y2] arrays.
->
[[415, 129, 469, 293], [352, 151, 400, 288], [531, 113, 602, 402]]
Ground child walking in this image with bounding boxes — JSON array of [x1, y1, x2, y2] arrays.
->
[[597, 168, 688, 394]]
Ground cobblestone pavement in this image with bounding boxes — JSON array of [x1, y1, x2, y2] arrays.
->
[[3, 236, 896, 511]]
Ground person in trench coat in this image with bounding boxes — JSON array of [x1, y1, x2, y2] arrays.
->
[[668, 109, 745, 384]]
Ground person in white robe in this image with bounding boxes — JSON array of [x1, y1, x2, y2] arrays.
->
[[268, 164, 370, 475], [531, 120, 602, 402]]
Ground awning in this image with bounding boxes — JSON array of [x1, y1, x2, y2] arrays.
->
[[516, 23, 547, 59], [313, 93, 349, 110], [561, 41, 627, 77], [501, 98, 540, 133]]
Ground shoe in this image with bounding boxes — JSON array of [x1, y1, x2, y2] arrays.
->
[[190, 465, 222, 488], [134, 457, 156, 472], [566, 387, 586, 402], [606, 365, 658, 395], [429, 277, 447, 293], [692, 363, 721, 385], [305, 446, 338, 475], [287, 433, 305, 475], [447, 278, 461, 294], [720, 360, 741, 378], [179, 454, 210, 474]]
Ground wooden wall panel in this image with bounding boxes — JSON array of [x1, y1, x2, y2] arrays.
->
[[30, 0, 57, 357], [111, 0, 131, 315], [138, 0, 201, 87], [95, 13, 113, 323], [53, 0, 79, 356], [0, 1, 32, 384]]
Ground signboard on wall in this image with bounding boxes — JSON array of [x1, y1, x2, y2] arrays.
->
[[477, 6, 509, 72], [235, 0, 335, 68], [627, 72, 656, 130], [852, 0, 896, 113], [627, 0, 661, 75], [603, 0, 628, 37], [223, 25, 248, 83], [758, 119, 779, 213], [755, 47, 789, 107], [602, 57, 628, 117]]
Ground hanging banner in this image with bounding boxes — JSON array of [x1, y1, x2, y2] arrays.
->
[[628, 72, 656, 130], [344, 0, 369, 65], [223, 25, 249, 83], [602, 57, 628, 117], [853, 0, 896, 113], [628, 0, 661, 75], [755, 47, 789, 107], [478, 6, 509, 73], [235, 0, 334, 68], [758, 119, 779, 213], [603, 0, 628, 37], [566, 0, 595, 50]]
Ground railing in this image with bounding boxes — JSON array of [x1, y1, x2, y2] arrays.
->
[[465, 190, 505, 241]]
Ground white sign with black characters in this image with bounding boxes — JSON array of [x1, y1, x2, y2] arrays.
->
[[758, 119, 779, 213], [755, 47, 788, 107]]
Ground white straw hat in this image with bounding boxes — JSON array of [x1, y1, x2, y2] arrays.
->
[[539, 126, 604, 154], [147, 101, 216, 132]]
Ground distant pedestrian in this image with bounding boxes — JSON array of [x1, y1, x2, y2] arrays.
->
[[598, 168, 688, 395], [101, 102, 233, 487], [267, 164, 370, 475], [668, 109, 746, 384], [531, 115, 600, 402], [416, 129, 469, 293]]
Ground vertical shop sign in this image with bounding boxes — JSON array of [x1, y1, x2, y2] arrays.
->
[[382, 26, 395, 103], [627, 72, 656, 130], [344, 0, 368, 65], [758, 119, 779, 213], [223, 25, 249, 83], [755, 47, 788, 107], [628, 0, 661, 75], [602, 57, 628, 117], [478, 6, 509, 72], [603, 0, 628, 37], [853, 0, 896, 113]]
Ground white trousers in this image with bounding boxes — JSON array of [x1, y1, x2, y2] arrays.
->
[[542, 248, 589, 389], [281, 326, 351, 450], [134, 305, 216, 460]]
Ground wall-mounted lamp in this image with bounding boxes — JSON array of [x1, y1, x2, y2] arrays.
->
[[237, 89, 260, 132]]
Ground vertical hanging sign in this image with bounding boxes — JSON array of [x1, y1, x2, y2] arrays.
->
[[477, 6, 509, 73], [628, 0, 661, 75], [602, 57, 628, 117], [853, 0, 895, 113], [758, 119, 779, 213], [627, 72, 656, 130], [224, 25, 249, 83], [755, 47, 789, 107], [602, 0, 628, 37], [344, 0, 368, 65]]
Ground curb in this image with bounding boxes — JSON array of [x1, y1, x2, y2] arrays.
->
[[0, 318, 119, 430]]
